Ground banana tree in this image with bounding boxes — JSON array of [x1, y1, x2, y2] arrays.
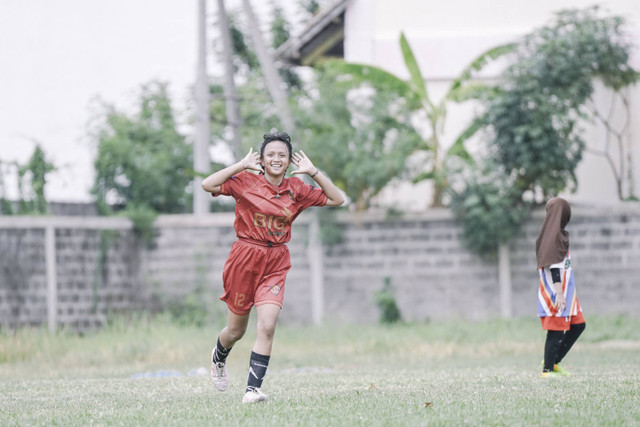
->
[[327, 32, 515, 206]]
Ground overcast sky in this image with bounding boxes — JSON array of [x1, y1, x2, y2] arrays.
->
[[0, 0, 297, 202]]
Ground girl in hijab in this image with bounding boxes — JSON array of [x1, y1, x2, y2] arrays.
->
[[535, 197, 586, 377]]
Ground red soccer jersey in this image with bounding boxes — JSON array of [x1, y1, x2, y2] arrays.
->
[[214, 171, 328, 244]]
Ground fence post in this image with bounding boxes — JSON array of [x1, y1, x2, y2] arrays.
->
[[308, 211, 324, 325], [498, 242, 512, 318], [45, 224, 57, 333]]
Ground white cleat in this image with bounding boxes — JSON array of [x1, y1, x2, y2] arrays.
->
[[242, 388, 268, 404], [211, 349, 228, 391]]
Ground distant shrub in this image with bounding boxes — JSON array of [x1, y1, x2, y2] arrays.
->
[[374, 277, 402, 324]]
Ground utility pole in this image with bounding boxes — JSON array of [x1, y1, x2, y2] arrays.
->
[[193, 0, 211, 215], [217, 0, 242, 160]]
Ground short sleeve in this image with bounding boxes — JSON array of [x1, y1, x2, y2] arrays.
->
[[215, 171, 250, 199], [295, 180, 328, 210]]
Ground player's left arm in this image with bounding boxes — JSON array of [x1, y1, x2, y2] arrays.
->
[[291, 150, 345, 207]]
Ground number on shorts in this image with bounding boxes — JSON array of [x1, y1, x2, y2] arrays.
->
[[234, 293, 245, 307]]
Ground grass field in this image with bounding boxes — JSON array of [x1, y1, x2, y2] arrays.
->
[[1, 315, 639, 426]]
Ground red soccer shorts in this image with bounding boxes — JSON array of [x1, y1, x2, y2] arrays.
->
[[220, 238, 291, 315]]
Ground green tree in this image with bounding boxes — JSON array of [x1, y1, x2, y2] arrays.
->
[[227, 12, 259, 72], [209, 75, 283, 156], [487, 7, 637, 198], [16, 144, 55, 214], [209, 2, 421, 210], [451, 7, 639, 255], [91, 82, 192, 218], [324, 33, 514, 207], [209, 3, 298, 159], [295, 62, 422, 210]]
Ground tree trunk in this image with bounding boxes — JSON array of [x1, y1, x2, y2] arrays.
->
[[430, 131, 444, 207], [431, 181, 445, 208], [242, 0, 295, 134]]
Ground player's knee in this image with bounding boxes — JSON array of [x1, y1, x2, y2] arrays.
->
[[256, 319, 277, 340], [226, 325, 247, 342]]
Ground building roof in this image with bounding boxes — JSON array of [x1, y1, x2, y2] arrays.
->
[[275, 0, 351, 66]]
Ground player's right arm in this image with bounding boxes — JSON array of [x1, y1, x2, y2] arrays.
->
[[202, 148, 260, 194]]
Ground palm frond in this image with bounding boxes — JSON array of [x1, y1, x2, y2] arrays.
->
[[448, 82, 495, 103], [412, 170, 436, 183], [448, 43, 517, 96], [400, 32, 434, 110], [321, 60, 407, 92], [447, 116, 488, 165], [320, 59, 421, 107]]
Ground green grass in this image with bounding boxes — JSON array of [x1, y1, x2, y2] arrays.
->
[[1, 315, 639, 426]]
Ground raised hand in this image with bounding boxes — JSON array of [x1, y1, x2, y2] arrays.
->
[[241, 147, 261, 171], [291, 150, 318, 176]]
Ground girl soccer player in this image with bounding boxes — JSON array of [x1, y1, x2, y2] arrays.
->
[[201, 131, 344, 403], [535, 197, 586, 377]]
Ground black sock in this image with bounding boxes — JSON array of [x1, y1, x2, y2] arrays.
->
[[212, 337, 231, 364], [543, 330, 564, 372], [556, 322, 586, 364], [246, 351, 270, 392]]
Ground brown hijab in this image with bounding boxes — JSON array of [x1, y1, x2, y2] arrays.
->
[[535, 197, 571, 268]]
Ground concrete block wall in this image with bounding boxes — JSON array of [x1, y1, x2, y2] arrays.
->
[[1, 203, 639, 331], [0, 228, 47, 327], [53, 228, 142, 330], [323, 214, 499, 324], [0, 224, 143, 331]]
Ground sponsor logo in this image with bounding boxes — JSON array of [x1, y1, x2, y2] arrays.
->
[[269, 284, 281, 296], [253, 213, 288, 230], [253, 207, 294, 232]]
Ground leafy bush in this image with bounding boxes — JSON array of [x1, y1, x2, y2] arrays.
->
[[449, 165, 532, 256], [374, 278, 402, 324]]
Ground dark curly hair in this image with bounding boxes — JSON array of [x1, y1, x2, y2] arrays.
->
[[260, 131, 292, 160]]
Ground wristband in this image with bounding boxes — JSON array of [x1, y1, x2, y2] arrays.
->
[[310, 169, 319, 178]]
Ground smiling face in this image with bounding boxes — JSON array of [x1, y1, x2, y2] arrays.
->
[[260, 140, 291, 178]]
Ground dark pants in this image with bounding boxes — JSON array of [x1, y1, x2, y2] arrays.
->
[[543, 322, 586, 371]]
